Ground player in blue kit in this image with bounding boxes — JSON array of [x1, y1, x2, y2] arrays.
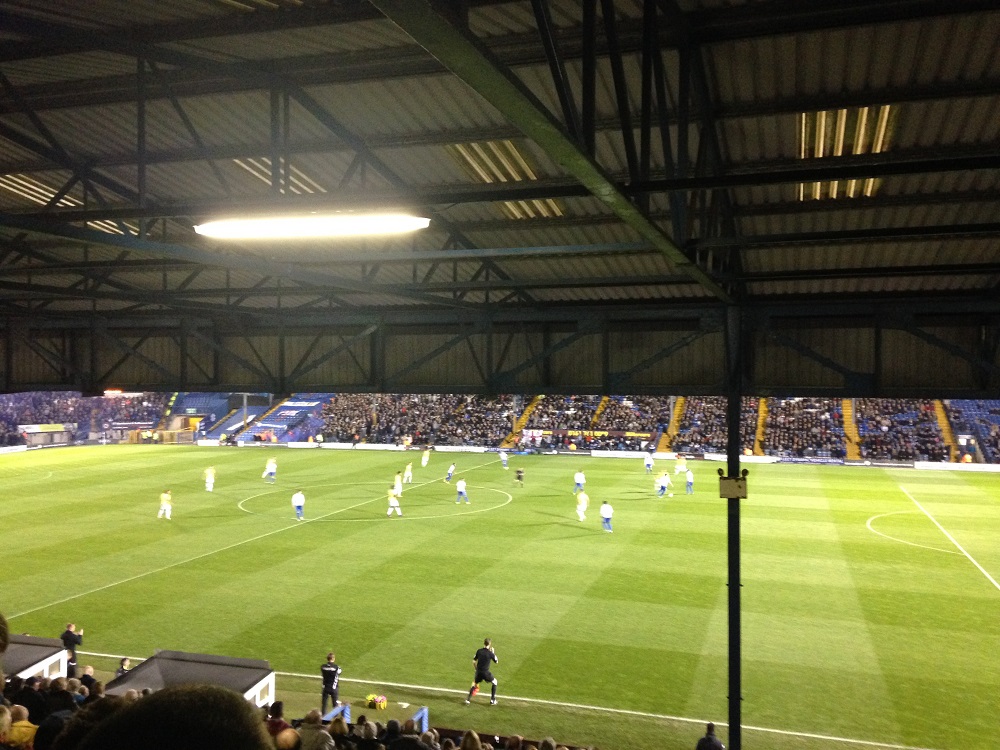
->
[[498, 450, 509, 469], [446, 462, 456, 483], [656, 471, 674, 498]]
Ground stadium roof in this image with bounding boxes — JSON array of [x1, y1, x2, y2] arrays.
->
[[0, 1, 997, 395]]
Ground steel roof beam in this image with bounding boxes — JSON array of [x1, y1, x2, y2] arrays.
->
[[8, 147, 998, 224], [0, 214, 482, 310], [0, 11, 535, 304], [0, 243, 655, 277], [699, 223, 1000, 248], [744, 263, 1000, 282], [371, 0, 730, 302], [0, 0, 991, 63]]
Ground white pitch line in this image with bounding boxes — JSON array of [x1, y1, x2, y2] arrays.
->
[[272, 669, 942, 750], [901, 485, 1000, 593], [7, 519, 303, 620], [864, 511, 958, 555], [9, 457, 502, 620]]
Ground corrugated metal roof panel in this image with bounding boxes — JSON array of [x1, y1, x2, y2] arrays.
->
[[170, 18, 413, 60], [2, 51, 142, 86]]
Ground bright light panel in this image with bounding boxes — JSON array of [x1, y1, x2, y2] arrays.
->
[[194, 214, 430, 239]]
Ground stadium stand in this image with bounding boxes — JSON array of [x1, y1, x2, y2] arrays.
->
[[761, 398, 845, 459], [947, 399, 1000, 463], [170, 392, 232, 430], [318, 394, 517, 447], [672, 397, 758, 455], [0, 391, 169, 446], [855, 399, 948, 461], [593, 395, 673, 433], [237, 394, 333, 443], [208, 405, 268, 440], [524, 395, 600, 430]]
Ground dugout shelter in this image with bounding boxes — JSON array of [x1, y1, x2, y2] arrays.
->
[[104, 650, 276, 707], [2, 634, 67, 680]]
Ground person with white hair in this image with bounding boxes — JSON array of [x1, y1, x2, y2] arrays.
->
[[299, 709, 335, 750]]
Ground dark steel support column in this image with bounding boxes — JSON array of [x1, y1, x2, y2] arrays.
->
[[136, 58, 148, 239], [600, 0, 639, 182], [581, 0, 597, 156], [724, 304, 743, 750], [531, 0, 580, 139]]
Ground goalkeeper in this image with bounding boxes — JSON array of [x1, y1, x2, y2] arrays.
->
[[465, 638, 499, 705]]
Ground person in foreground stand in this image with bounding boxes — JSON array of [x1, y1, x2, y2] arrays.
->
[[321, 653, 342, 714], [695, 722, 725, 750], [115, 657, 131, 678], [465, 638, 498, 705], [300, 709, 336, 750]]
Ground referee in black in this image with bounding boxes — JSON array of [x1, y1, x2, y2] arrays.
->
[[465, 637, 498, 705], [321, 652, 342, 714]]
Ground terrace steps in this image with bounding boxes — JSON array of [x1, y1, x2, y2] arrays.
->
[[234, 402, 280, 439], [211, 409, 238, 433], [842, 398, 861, 460], [659, 396, 686, 452], [754, 398, 768, 455], [934, 400, 958, 462], [500, 395, 544, 448]]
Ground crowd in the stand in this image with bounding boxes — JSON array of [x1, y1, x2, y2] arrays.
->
[[524, 396, 600, 430], [672, 397, 758, 454], [763, 398, 845, 458], [855, 398, 947, 461], [594, 396, 672, 433], [0, 671, 593, 750], [0, 392, 169, 446], [320, 395, 517, 447], [946, 400, 1000, 462], [92, 394, 169, 427], [0, 390, 976, 462]]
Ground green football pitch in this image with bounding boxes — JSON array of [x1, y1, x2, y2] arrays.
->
[[2, 445, 998, 750]]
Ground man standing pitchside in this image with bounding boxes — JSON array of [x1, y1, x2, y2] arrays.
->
[[60, 623, 83, 678], [321, 652, 342, 714], [465, 638, 498, 705]]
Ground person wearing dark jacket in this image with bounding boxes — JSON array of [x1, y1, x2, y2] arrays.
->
[[695, 722, 725, 750]]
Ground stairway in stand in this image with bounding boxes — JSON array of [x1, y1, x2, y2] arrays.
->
[[842, 398, 861, 460], [500, 395, 545, 449], [753, 398, 769, 455], [933, 400, 958, 462], [658, 396, 685, 452]]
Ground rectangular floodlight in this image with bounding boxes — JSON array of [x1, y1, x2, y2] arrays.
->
[[194, 214, 430, 239]]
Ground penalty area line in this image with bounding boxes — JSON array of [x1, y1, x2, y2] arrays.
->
[[900, 486, 1000, 593], [275, 670, 941, 750]]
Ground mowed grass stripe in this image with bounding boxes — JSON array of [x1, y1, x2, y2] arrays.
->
[[3, 448, 999, 750]]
